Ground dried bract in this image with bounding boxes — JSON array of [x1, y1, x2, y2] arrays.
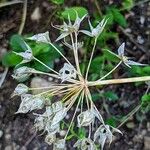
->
[[59, 63, 76, 82], [53, 139, 66, 150], [12, 66, 34, 81], [73, 138, 96, 150], [27, 31, 51, 43], [16, 94, 44, 114], [94, 124, 122, 150], [77, 109, 95, 127], [11, 84, 28, 97], [80, 18, 107, 38]]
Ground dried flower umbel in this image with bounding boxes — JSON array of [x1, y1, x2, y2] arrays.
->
[[12, 12, 150, 150]]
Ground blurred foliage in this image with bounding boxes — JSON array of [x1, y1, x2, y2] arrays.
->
[[141, 94, 150, 113], [61, 7, 88, 20]]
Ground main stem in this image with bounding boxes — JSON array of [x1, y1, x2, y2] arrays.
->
[[88, 76, 150, 86]]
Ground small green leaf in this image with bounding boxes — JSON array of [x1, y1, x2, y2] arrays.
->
[[103, 91, 119, 101], [141, 94, 150, 112], [2, 51, 22, 67], [78, 128, 86, 139], [10, 35, 27, 52], [90, 56, 104, 74], [92, 93, 103, 101], [103, 49, 119, 62], [122, 0, 134, 11], [31, 44, 63, 72], [111, 8, 127, 27], [62, 7, 88, 21], [32, 53, 54, 72], [106, 117, 117, 127]]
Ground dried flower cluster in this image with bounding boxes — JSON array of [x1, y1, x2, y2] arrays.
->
[[12, 12, 150, 150]]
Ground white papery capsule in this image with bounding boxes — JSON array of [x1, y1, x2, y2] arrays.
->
[[59, 63, 76, 82], [107, 43, 147, 68], [80, 18, 107, 38], [51, 107, 67, 126], [15, 95, 44, 114], [73, 138, 96, 150], [34, 115, 45, 131], [11, 84, 28, 97], [27, 31, 51, 43], [77, 109, 95, 127], [12, 66, 33, 81], [94, 124, 122, 150], [52, 101, 64, 113], [55, 12, 87, 41], [45, 121, 60, 135], [53, 139, 66, 150], [45, 134, 56, 145]]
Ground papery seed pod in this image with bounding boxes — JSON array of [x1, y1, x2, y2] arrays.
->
[[73, 138, 96, 150], [107, 43, 147, 68], [80, 18, 107, 38], [59, 63, 76, 82], [77, 109, 95, 127], [45, 134, 56, 145], [16, 95, 44, 114], [12, 66, 33, 82], [94, 124, 122, 150], [27, 31, 51, 43], [52, 101, 63, 113], [15, 104, 29, 114], [11, 84, 28, 97], [44, 106, 53, 117], [51, 108, 67, 126], [30, 96, 44, 111], [53, 139, 66, 150], [45, 122, 60, 135], [55, 12, 87, 41], [34, 115, 45, 131]]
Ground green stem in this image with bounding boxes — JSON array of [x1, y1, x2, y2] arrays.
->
[[88, 76, 150, 87]]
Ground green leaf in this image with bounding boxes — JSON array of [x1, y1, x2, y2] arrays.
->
[[111, 8, 127, 27], [62, 7, 88, 21], [103, 49, 119, 62], [92, 93, 103, 101], [106, 117, 117, 127], [103, 13, 114, 26], [130, 66, 150, 76], [31, 44, 63, 72], [2, 51, 22, 67], [90, 56, 104, 74], [32, 55, 54, 72], [122, 0, 134, 11], [29, 42, 53, 56], [78, 128, 86, 139], [10, 34, 27, 52], [103, 91, 119, 101], [141, 94, 150, 112], [50, 0, 64, 5]]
